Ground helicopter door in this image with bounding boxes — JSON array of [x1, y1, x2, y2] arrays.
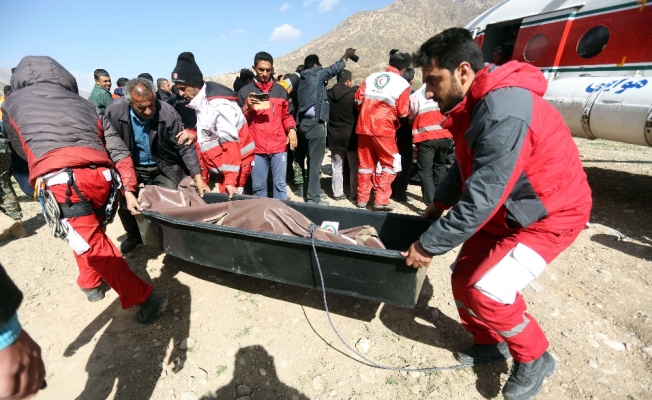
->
[[481, 19, 523, 65]]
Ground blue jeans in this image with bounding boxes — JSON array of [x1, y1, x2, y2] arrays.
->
[[252, 153, 288, 200]]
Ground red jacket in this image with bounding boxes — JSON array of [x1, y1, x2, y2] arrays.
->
[[238, 81, 296, 155], [355, 66, 410, 138], [409, 84, 452, 143], [420, 61, 592, 257], [2, 56, 137, 191]]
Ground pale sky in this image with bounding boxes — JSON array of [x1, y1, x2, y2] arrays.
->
[[0, 0, 393, 93]]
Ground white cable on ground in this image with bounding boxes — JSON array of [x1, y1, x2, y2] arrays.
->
[[306, 224, 482, 372]]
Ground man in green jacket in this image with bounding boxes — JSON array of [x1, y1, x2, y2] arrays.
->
[[89, 68, 113, 114]]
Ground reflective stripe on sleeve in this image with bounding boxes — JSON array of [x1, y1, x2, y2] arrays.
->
[[200, 140, 221, 152], [221, 164, 241, 172], [240, 141, 255, 156], [358, 168, 374, 174], [419, 104, 441, 114], [412, 124, 443, 136]]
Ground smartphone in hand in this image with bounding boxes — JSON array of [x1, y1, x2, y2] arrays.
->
[[252, 93, 269, 101], [251, 92, 270, 110]]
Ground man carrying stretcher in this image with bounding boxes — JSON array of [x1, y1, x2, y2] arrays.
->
[[403, 29, 592, 400], [2, 56, 166, 323]]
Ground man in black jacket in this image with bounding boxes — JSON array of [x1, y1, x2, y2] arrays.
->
[[156, 78, 172, 102], [326, 69, 358, 200], [0, 263, 45, 399], [167, 86, 197, 130], [105, 77, 209, 253], [295, 48, 356, 204]]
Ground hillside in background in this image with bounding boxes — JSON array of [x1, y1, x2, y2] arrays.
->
[[0, 67, 11, 91], [207, 0, 502, 88]]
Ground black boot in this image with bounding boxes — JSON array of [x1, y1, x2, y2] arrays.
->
[[81, 288, 104, 302], [373, 202, 396, 212], [120, 236, 142, 254], [502, 351, 556, 400], [80, 280, 111, 303], [455, 342, 511, 366], [135, 293, 168, 324]]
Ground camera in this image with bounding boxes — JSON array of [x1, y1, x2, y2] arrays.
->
[[350, 54, 359, 63]]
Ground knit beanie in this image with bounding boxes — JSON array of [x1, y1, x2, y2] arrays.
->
[[171, 52, 204, 86], [389, 49, 412, 70]]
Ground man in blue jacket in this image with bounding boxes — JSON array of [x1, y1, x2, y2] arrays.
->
[[295, 48, 356, 204]]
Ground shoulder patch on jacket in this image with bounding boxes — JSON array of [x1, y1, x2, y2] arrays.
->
[[362, 71, 409, 107]]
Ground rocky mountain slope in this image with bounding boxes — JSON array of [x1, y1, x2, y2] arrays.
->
[[207, 0, 503, 88]]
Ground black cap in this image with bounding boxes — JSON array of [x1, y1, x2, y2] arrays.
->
[[389, 49, 411, 69], [171, 52, 204, 86]]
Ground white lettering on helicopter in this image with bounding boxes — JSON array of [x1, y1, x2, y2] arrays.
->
[[585, 78, 648, 94]]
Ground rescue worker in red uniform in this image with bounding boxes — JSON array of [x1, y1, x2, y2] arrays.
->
[[408, 83, 454, 206], [404, 29, 592, 400], [170, 52, 253, 197], [354, 49, 412, 211], [2, 56, 166, 323]]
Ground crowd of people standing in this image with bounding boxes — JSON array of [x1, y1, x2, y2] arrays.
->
[[77, 46, 453, 213]]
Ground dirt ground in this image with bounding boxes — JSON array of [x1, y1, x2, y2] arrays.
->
[[1, 138, 651, 400]]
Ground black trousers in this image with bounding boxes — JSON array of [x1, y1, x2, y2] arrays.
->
[[118, 165, 177, 241], [416, 138, 453, 206], [446, 144, 456, 168], [391, 127, 414, 202], [296, 118, 327, 203]]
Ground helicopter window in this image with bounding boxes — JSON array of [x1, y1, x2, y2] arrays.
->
[[524, 34, 548, 62], [577, 26, 610, 59]]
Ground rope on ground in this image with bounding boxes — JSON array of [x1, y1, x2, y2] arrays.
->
[[306, 223, 479, 372]]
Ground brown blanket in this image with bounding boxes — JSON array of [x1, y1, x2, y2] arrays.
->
[[138, 181, 385, 249]]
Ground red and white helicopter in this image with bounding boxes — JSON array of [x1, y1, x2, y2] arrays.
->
[[466, 0, 652, 146]]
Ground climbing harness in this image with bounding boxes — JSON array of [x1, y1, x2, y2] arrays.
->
[[36, 180, 68, 239], [306, 224, 479, 372], [36, 166, 122, 239], [100, 168, 122, 227]]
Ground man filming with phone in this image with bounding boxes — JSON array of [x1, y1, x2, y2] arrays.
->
[[238, 51, 298, 199]]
